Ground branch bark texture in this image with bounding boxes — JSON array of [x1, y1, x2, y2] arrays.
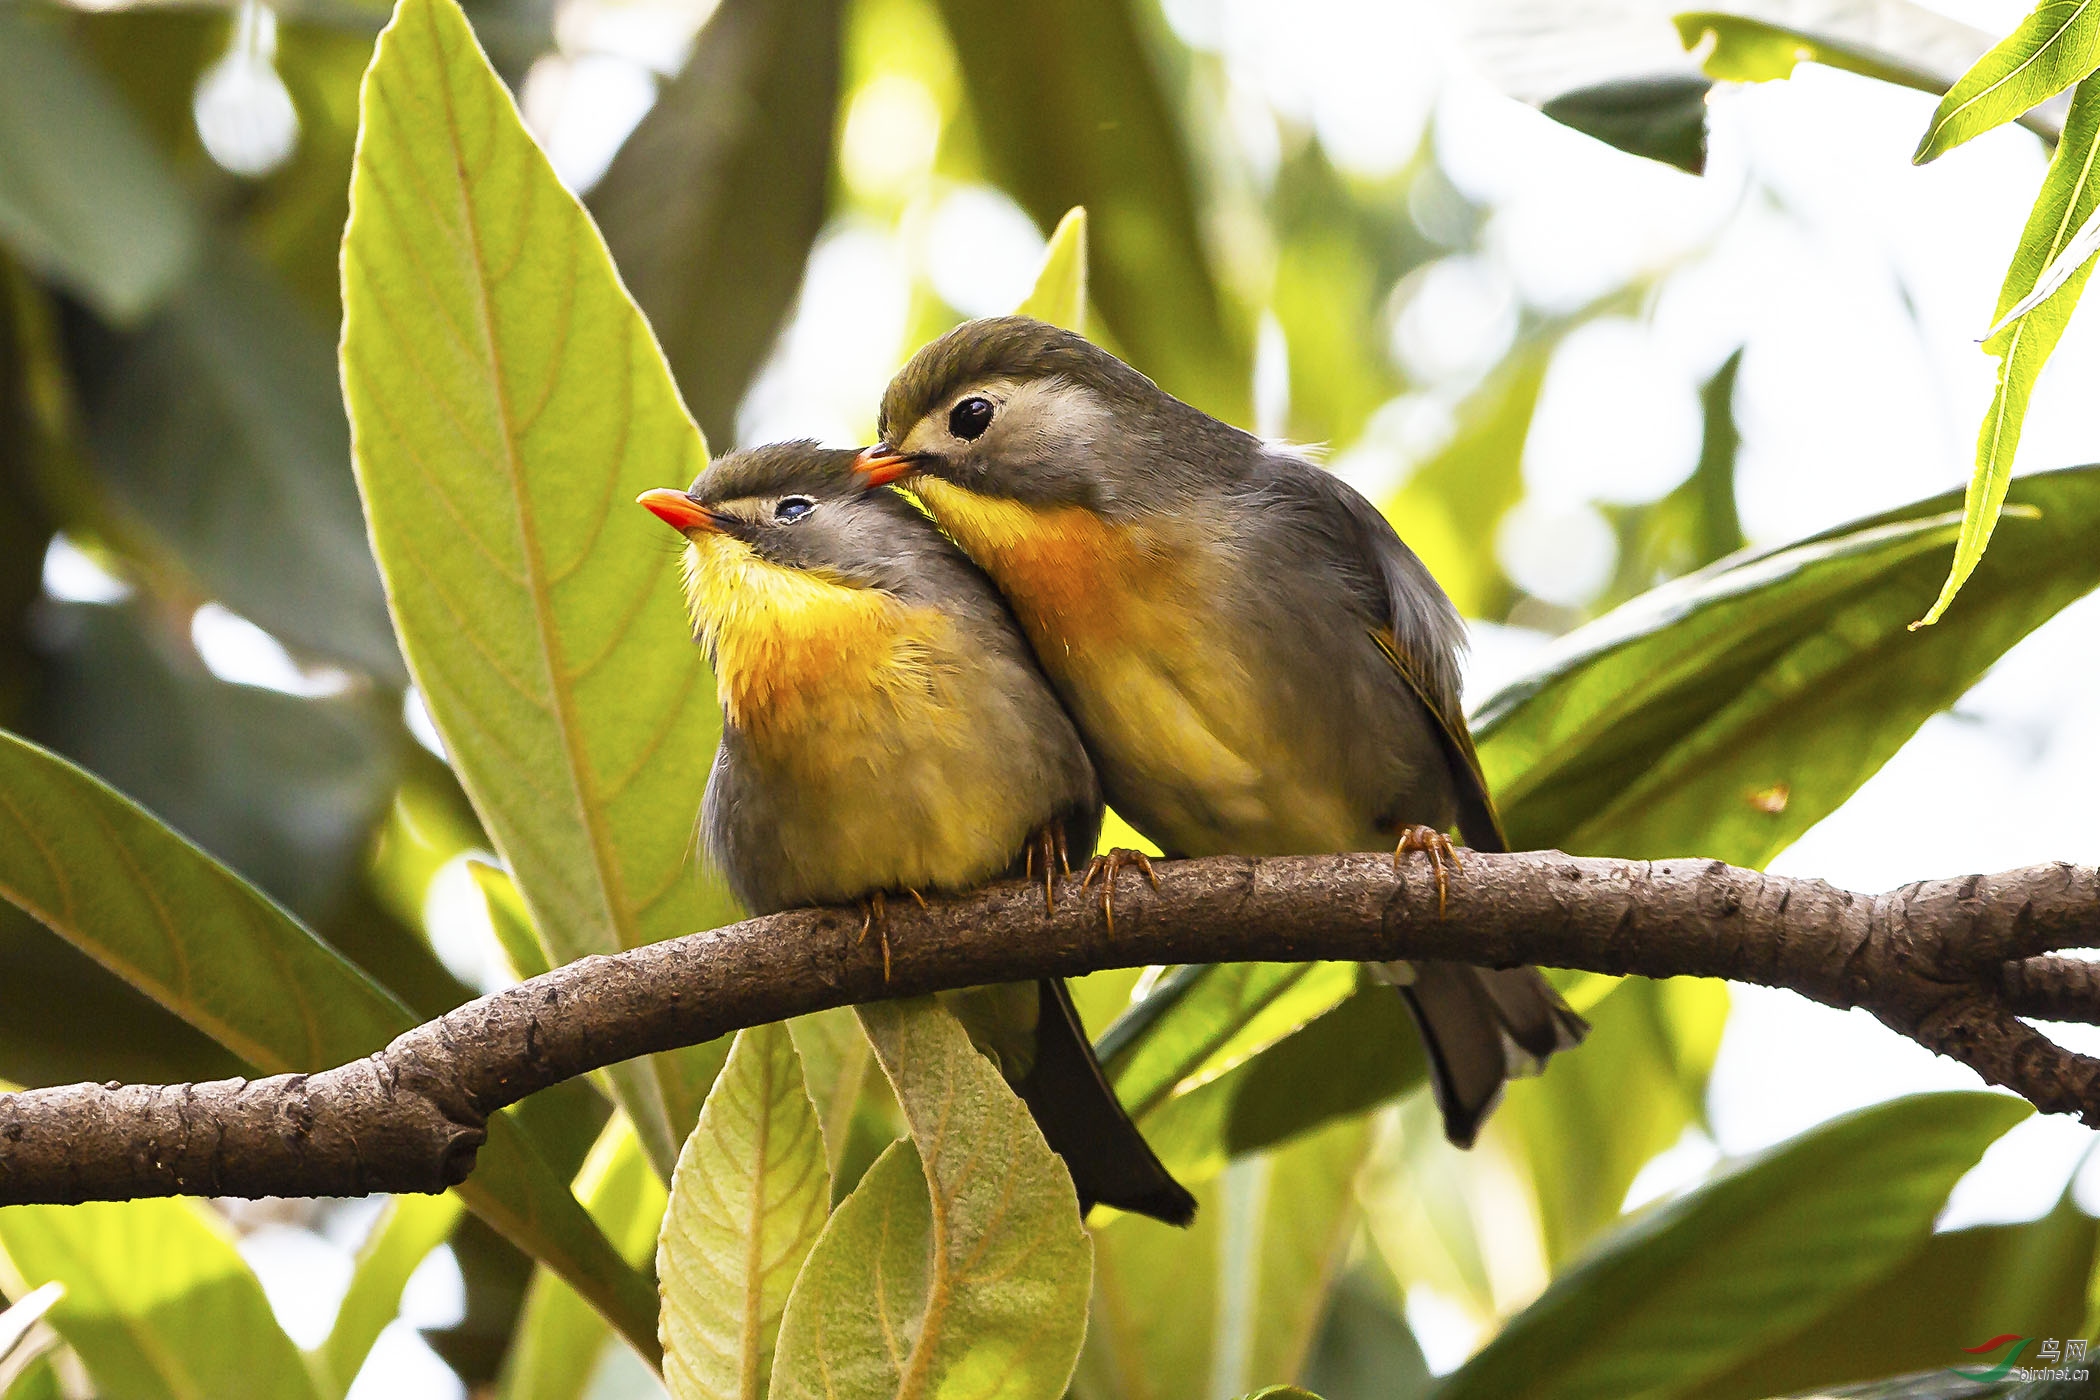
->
[[4, 851, 2097, 1206]]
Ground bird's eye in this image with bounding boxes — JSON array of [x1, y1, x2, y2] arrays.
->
[[948, 396, 995, 440], [773, 496, 815, 523]]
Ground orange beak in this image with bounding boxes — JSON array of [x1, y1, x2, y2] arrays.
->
[[636, 488, 721, 534], [854, 444, 922, 487]]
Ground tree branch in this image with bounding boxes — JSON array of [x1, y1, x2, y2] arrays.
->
[[3, 850, 2097, 1206]]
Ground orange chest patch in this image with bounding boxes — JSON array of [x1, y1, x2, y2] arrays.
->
[[911, 479, 1200, 654]]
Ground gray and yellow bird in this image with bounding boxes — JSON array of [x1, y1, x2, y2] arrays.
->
[[856, 318, 1588, 1147], [637, 440, 1195, 1225]]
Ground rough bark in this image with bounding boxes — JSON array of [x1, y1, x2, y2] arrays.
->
[[2, 850, 2096, 1205]]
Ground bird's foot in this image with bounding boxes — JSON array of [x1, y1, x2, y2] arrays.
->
[[1080, 848, 1160, 936], [1022, 824, 1072, 914], [856, 891, 893, 981], [1391, 825, 1458, 916]]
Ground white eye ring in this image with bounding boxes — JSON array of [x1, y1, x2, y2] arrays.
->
[[773, 495, 816, 523]]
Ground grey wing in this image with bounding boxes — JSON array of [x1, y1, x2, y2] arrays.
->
[[701, 732, 786, 916], [1254, 452, 1505, 852]]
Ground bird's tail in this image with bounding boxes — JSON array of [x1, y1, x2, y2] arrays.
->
[[1011, 979, 1197, 1226], [1384, 961, 1588, 1148]]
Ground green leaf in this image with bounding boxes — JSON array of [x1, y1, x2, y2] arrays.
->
[[1541, 76, 1712, 175], [341, 0, 737, 1177], [771, 999, 1092, 1400], [314, 1193, 467, 1400], [587, 0, 841, 451], [72, 242, 402, 681], [471, 858, 552, 981], [1678, 11, 1991, 94], [1498, 978, 1729, 1268], [1430, 1092, 2031, 1400], [1685, 1197, 2096, 1400], [0, 727, 658, 1363], [0, 1199, 318, 1400], [25, 600, 396, 928], [0, 901, 240, 1090], [1014, 207, 1088, 332], [1074, 1117, 1370, 1400], [1302, 1264, 1435, 1400], [1475, 461, 2100, 866], [932, 0, 1250, 421], [1102, 962, 1357, 1122], [0, 4, 200, 322], [1915, 0, 2100, 161], [785, 1010, 899, 1203], [658, 1024, 830, 1400], [499, 1119, 669, 1400], [1918, 78, 2100, 626]]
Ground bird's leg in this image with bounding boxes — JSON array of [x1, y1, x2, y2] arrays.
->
[[1024, 824, 1063, 914], [1391, 825, 1458, 916], [856, 890, 892, 981], [1080, 848, 1160, 937]]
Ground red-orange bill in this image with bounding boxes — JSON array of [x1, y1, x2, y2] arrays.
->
[[636, 488, 717, 533]]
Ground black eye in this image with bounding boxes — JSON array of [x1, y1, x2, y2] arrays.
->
[[948, 396, 994, 440], [773, 496, 815, 523]]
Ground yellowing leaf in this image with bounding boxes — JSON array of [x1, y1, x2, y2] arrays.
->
[[658, 1024, 831, 1400], [1015, 207, 1088, 332], [341, 0, 736, 1176], [771, 1000, 1092, 1400]]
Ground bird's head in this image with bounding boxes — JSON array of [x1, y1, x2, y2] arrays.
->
[[855, 316, 1239, 519], [638, 441, 926, 646]]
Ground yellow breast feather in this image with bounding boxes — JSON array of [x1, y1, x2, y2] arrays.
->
[[680, 535, 950, 739]]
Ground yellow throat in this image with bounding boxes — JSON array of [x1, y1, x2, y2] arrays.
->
[[678, 534, 947, 738]]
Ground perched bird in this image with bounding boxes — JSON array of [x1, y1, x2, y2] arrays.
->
[[856, 317, 1588, 1147], [637, 440, 1195, 1225]]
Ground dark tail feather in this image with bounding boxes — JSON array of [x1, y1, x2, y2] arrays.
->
[[1014, 979, 1197, 1227], [1396, 962, 1588, 1149]]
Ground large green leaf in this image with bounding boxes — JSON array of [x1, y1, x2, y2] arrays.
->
[[314, 1193, 466, 1400], [0, 4, 199, 322], [341, 0, 737, 1177], [587, 0, 840, 451], [770, 1000, 1092, 1400], [932, 0, 1249, 422], [1915, 0, 2100, 161], [1474, 462, 2100, 865], [657, 1024, 830, 1400], [498, 1119, 669, 1400], [0, 1199, 317, 1400], [1687, 1198, 2096, 1400], [1102, 963, 1358, 1123], [0, 727, 657, 1361], [1431, 1092, 2030, 1400], [1497, 978, 1729, 1269], [1073, 1116, 1370, 1400], [1918, 80, 2100, 626], [25, 601, 396, 928]]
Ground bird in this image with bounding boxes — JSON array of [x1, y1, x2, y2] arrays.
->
[[854, 316, 1588, 1148], [636, 439, 1195, 1225]]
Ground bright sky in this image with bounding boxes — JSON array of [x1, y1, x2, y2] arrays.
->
[[66, 0, 2100, 1389]]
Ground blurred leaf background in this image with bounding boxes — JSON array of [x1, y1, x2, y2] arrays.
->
[[4, 0, 2100, 1394]]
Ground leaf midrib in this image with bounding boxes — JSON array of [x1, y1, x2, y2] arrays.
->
[[421, 0, 640, 958]]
